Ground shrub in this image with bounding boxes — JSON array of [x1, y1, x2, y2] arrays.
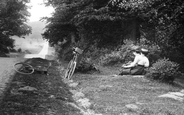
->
[[9, 48, 17, 52], [75, 43, 109, 73], [99, 51, 123, 66], [84, 45, 110, 64], [99, 44, 133, 66], [145, 58, 180, 83], [17, 48, 22, 52], [75, 59, 98, 73], [99, 38, 162, 66], [0, 51, 8, 57]]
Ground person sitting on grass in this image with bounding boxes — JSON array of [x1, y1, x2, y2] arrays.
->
[[119, 47, 150, 75]]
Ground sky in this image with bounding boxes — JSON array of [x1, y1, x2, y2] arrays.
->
[[28, 0, 54, 22]]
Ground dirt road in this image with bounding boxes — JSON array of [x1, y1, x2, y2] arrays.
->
[[0, 55, 25, 98]]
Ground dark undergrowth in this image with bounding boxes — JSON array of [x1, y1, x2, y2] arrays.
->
[[0, 58, 81, 115]]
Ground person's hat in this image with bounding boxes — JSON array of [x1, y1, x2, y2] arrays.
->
[[141, 48, 149, 53], [132, 47, 149, 54], [131, 47, 142, 53]]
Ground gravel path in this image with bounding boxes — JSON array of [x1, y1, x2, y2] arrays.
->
[[0, 56, 25, 97]]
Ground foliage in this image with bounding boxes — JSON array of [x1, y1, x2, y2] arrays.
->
[[43, 0, 184, 71], [0, 36, 15, 53], [83, 43, 110, 64], [145, 58, 180, 83], [75, 60, 98, 73], [17, 48, 22, 53], [99, 38, 162, 66], [0, 0, 31, 53], [99, 40, 134, 66], [0, 0, 31, 36], [144, 0, 184, 67], [112, 0, 184, 65], [42, 0, 148, 49]]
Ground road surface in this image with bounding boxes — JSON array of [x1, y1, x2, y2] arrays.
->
[[0, 56, 25, 97]]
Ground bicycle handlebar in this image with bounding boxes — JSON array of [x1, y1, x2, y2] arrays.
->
[[72, 47, 83, 54]]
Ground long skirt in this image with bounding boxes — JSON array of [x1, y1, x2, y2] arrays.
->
[[119, 65, 146, 75]]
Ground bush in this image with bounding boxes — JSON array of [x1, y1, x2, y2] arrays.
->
[[99, 40, 134, 66], [145, 58, 180, 83], [17, 48, 22, 52], [9, 48, 17, 52], [99, 51, 123, 66], [99, 38, 162, 66], [99, 46, 133, 66], [0, 51, 8, 57], [75, 60, 98, 73]]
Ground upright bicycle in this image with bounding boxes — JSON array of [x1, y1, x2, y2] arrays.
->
[[64, 47, 83, 79]]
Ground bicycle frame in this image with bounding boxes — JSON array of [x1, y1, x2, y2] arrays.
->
[[64, 47, 83, 79], [72, 51, 79, 63]]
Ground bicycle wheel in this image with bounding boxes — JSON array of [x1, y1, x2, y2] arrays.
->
[[14, 62, 34, 75], [64, 60, 73, 79], [65, 60, 76, 79], [67, 61, 76, 79]]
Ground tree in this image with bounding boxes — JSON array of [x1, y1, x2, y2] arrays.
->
[[43, 0, 184, 67], [43, 0, 155, 48], [111, 0, 184, 69], [0, 0, 31, 53]]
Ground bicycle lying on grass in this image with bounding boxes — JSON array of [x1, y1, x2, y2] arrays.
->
[[64, 47, 83, 79], [14, 62, 35, 75], [14, 58, 51, 75]]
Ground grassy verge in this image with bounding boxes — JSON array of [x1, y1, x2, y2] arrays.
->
[[72, 67, 184, 115], [0, 58, 81, 115]]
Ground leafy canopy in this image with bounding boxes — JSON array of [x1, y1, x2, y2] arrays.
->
[[43, 0, 184, 61], [0, 0, 31, 52]]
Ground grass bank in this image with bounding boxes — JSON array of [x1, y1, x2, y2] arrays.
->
[[72, 66, 184, 115], [0, 58, 81, 115]]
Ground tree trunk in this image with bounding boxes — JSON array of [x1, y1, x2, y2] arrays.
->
[[124, 19, 140, 43], [131, 19, 140, 42]]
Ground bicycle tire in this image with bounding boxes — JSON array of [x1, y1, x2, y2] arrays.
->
[[64, 60, 73, 79], [14, 62, 34, 75], [67, 61, 76, 79], [65, 60, 76, 79]]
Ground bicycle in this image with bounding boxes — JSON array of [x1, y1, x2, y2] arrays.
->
[[14, 62, 35, 75], [64, 47, 83, 79], [14, 58, 51, 75]]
